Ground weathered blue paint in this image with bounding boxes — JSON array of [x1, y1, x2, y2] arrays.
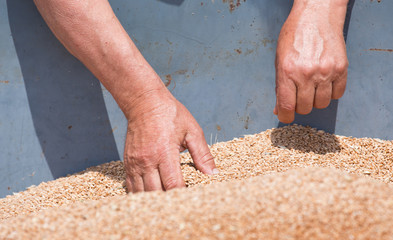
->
[[0, 0, 392, 197]]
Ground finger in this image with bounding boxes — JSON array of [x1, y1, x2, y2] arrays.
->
[[125, 176, 133, 193], [142, 169, 164, 192], [332, 72, 347, 99], [296, 84, 315, 115], [129, 174, 144, 193], [185, 129, 218, 175], [276, 80, 297, 123], [158, 149, 185, 191], [124, 160, 144, 193], [314, 82, 332, 109]]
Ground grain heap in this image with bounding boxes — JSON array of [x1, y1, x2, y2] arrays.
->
[[1, 125, 393, 239]]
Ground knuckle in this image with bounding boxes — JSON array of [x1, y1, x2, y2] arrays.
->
[[278, 101, 295, 113], [198, 152, 214, 166], [163, 177, 180, 190], [125, 149, 156, 169], [123, 161, 141, 178], [319, 61, 334, 75], [300, 64, 315, 77], [279, 57, 295, 75], [335, 59, 348, 73], [192, 124, 204, 135], [186, 128, 204, 145], [282, 65, 295, 77]]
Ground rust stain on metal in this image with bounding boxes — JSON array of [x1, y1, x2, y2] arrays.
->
[[234, 48, 242, 54], [164, 69, 187, 89], [216, 124, 221, 131], [168, 55, 172, 67], [67, 125, 72, 130], [165, 74, 172, 87], [369, 48, 393, 53], [244, 49, 254, 55], [261, 38, 275, 47], [222, 0, 246, 12], [174, 69, 188, 75], [244, 115, 249, 129], [0, 80, 9, 84]]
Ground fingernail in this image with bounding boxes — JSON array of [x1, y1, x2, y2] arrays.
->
[[212, 168, 220, 175]]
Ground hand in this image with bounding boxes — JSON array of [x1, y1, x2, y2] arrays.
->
[[123, 87, 218, 193], [33, 0, 218, 193], [274, 0, 349, 123]]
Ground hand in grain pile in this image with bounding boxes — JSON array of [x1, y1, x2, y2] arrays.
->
[[124, 87, 218, 192], [33, 0, 217, 193], [274, 0, 349, 123]]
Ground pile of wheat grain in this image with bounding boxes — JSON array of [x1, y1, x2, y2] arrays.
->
[[1, 125, 392, 239]]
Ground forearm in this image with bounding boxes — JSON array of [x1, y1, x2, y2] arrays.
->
[[279, 0, 350, 66], [33, 0, 165, 118], [289, 0, 349, 32]]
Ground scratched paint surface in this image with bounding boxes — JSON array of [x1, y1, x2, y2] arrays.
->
[[0, 0, 392, 197], [337, 0, 393, 139]]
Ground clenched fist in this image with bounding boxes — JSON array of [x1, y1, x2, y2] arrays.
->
[[274, 0, 349, 123]]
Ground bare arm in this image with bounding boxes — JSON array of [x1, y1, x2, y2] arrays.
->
[[33, 0, 161, 115], [275, 0, 349, 123], [33, 0, 218, 192]]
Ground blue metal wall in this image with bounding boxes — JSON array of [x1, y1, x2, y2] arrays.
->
[[0, 0, 392, 197]]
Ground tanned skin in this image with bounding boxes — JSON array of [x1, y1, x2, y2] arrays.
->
[[33, 0, 218, 193], [33, 0, 349, 192], [275, 0, 349, 123]]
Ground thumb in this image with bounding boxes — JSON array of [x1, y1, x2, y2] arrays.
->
[[185, 129, 219, 175]]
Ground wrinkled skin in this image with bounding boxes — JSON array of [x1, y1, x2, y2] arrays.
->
[[33, 0, 217, 193], [33, 0, 349, 193], [274, 0, 349, 123], [124, 87, 217, 192]]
